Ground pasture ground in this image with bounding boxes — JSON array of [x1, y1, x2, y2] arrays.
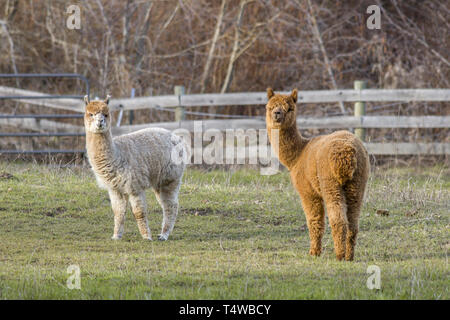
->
[[0, 162, 448, 299]]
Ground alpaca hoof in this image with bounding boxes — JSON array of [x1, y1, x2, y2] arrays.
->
[[336, 254, 345, 261], [309, 249, 321, 257], [111, 235, 122, 240], [157, 234, 168, 241], [142, 236, 153, 241], [345, 255, 354, 262]]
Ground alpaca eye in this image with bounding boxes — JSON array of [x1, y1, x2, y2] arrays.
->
[[104, 114, 108, 118], [89, 113, 94, 117]]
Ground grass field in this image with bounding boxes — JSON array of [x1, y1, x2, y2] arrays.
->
[[0, 162, 448, 299]]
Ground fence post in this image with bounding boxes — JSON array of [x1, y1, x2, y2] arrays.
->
[[129, 88, 135, 125], [174, 85, 186, 121], [354, 80, 367, 141]]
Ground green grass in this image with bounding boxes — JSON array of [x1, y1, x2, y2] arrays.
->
[[0, 162, 448, 299]]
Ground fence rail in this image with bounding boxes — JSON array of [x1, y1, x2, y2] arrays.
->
[[0, 74, 89, 154], [1, 85, 449, 112], [111, 116, 450, 134], [3, 116, 447, 135]]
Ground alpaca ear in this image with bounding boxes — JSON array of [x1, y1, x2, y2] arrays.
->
[[84, 95, 90, 106], [291, 89, 298, 103], [104, 95, 111, 105], [267, 88, 275, 100]]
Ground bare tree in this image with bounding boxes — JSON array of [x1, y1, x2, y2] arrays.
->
[[200, 0, 226, 94], [378, 0, 450, 68], [0, 0, 19, 85], [306, 0, 346, 114], [221, 0, 279, 93]]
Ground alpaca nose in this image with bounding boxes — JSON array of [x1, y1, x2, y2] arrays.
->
[[274, 110, 282, 120], [96, 119, 105, 127]]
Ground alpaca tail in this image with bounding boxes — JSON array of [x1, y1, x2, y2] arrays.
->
[[329, 140, 357, 185]]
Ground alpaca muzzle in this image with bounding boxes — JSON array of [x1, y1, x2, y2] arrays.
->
[[93, 114, 107, 130], [95, 121, 105, 129], [273, 109, 284, 123]]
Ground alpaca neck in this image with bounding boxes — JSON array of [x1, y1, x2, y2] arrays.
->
[[268, 124, 308, 170], [86, 129, 117, 170]]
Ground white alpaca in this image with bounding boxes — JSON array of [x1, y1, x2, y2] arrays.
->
[[83, 95, 188, 241]]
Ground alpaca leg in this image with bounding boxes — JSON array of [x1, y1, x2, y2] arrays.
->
[[322, 186, 348, 261], [109, 190, 127, 240], [153, 189, 162, 207], [157, 181, 181, 241], [129, 192, 152, 240], [343, 182, 364, 261], [344, 204, 360, 261], [302, 197, 325, 257]]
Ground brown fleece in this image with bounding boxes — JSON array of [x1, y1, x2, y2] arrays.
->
[[266, 88, 370, 261]]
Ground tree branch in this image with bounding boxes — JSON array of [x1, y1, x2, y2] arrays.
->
[[306, 0, 346, 114]]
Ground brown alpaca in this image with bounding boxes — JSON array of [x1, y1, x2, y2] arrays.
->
[[266, 88, 370, 261]]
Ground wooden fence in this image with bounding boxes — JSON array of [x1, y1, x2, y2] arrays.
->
[[1, 85, 449, 112], [0, 83, 449, 155]]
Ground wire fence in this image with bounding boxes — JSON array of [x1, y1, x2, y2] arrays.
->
[[146, 101, 413, 120]]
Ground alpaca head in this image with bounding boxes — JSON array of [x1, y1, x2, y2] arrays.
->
[[83, 95, 111, 133], [266, 88, 298, 129]]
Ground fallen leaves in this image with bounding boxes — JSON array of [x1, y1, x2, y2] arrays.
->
[[376, 209, 390, 216], [0, 171, 16, 180], [405, 208, 419, 217]]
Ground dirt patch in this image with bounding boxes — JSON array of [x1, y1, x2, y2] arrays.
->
[[11, 207, 32, 213], [376, 209, 390, 216], [183, 208, 214, 216], [405, 208, 419, 217], [182, 208, 229, 216], [66, 213, 82, 219], [252, 216, 284, 226], [42, 206, 66, 217], [0, 171, 16, 180]]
